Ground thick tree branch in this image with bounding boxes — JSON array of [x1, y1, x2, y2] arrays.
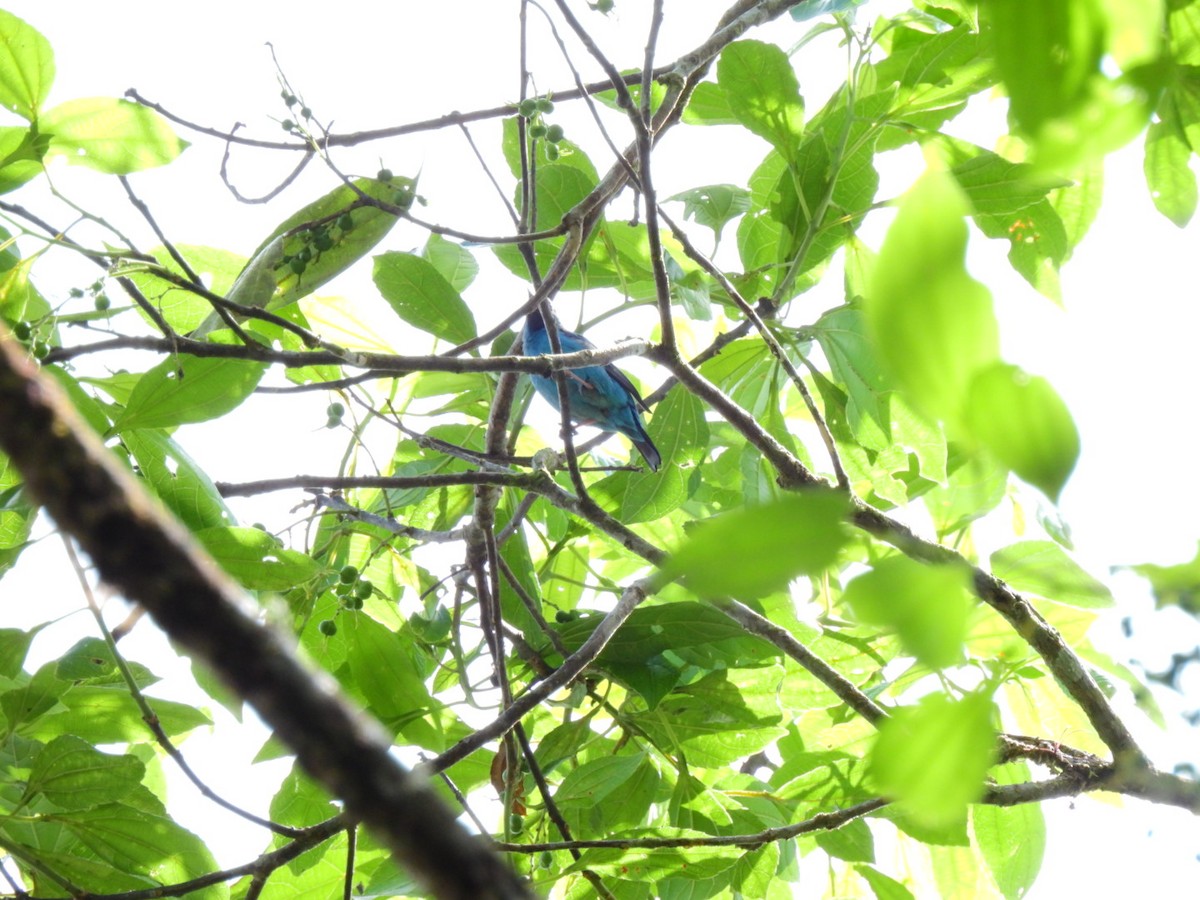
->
[[0, 331, 533, 900]]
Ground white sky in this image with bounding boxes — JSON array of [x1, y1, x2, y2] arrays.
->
[[0, 1, 1197, 897]]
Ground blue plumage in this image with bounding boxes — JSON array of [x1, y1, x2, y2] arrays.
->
[[523, 307, 661, 472]]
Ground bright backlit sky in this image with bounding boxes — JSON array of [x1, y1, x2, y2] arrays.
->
[[2, 1, 1198, 896]]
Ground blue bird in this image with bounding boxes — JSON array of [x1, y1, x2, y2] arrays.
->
[[523, 307, 661, 472]]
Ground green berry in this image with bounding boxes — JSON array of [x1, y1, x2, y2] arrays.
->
[[545, 144, 560, 161], [327, 402, 345, 418], [377, 167, 393, 182], [393, 187, 414, 208], [539, 851, 553, 868], [289, 257, 307, 275], [337, 213, 355, 231], [528, 123, 547, 139], [300, 106, 312, 119], [12, 322, 31, 341], [354, 579, 373, 601], [296, 246, 312, 263], [32, 341, 49, 359], [313, 229, 334, 251], [325, 416, 341, 429], [94, 294, 111, 311], [339, 564, 358, 584], [69, 287, 84, 298], [282, 119, 296, 132], [281, 90, 297, 105], [517, 99, 538, 118], [346, 595, 364, 610], [555, 610, 573, 623], [509, 813, 523, 834], [545, 124, 564, 143], [318, 619, 338, 636], [536, 98, 554, 113]]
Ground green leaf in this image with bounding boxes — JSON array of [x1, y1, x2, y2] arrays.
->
[[194, 526, 321, 592], [26, 735, 145, 811], [717, 41, 804, 156], [111, 355, 266, 433], [1144, 112, 1198, 227], [963, 362, 1079, 501], [628, 668, 788, 767], [682, 81, 741, 125], [857, 864, 916, 900], [975, 196, 1070, 301], [493, 163, 597, 284], [56, 804, 221, 897], [815, 816, 875, 863], [1128, 542, 1200, 616], [667, 184, 751, 239], [0, 10, 54, 120], [985, 1, 1105, 135], [421, 232, 478, 293], [866, 170, 999, 423], [939, 141, 1070, 216], [813, 305, 890, 445], [843, 555, 973, 669], [56, 637, 156, 686], [373, 251, 477, 344], [341, 614, 435, 730], [614, 389, 708, 524], [41, 98, 186, 173], [655, 490, 849, 599], [500, 115, 599, 183], [0, 625, 36, 677], [984, 1, 1155, 167], [128, 244, 248, 335], [869, 691, 996, 827], [269, 763, 338, 830], [0, 125, 47, 193], [991, 540, 1114, 609], [120, 429, 233, 531], [0, 453, 35, 577], [925, 454, 1008, 538], [192, 176, 409, 335], [29, 686, 210, 743], [973, 761, 1045, 900], [553, 752, 645, 808], [554, 601, 778, 706]]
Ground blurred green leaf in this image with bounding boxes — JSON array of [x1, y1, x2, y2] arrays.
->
[[1127, 543, 1200, 616], [866, 170, 999, 424], [963, 363, 1079, 502], [656, 490, 849, 599], [843, 555, 973, 669], [991, 541, 1113, 609], [42, 98, 186, 173], [869, 691, 996, 827]]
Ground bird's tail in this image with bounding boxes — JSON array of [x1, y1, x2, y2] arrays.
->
[[631, 433, 661, 472]]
